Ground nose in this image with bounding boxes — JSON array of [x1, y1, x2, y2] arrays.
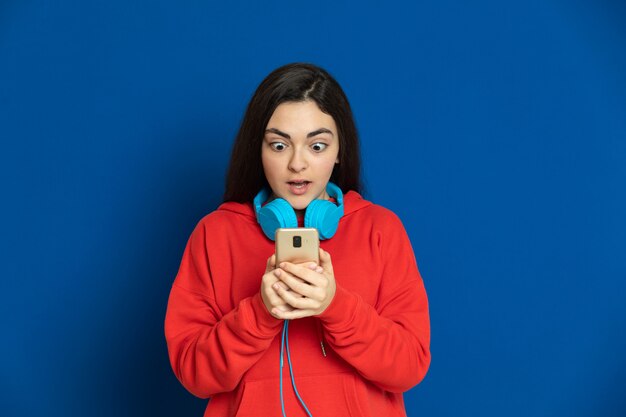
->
[[288, 148, 307, 172]]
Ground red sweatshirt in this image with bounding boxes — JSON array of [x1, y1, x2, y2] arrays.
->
[[164, 191, 430, 417]]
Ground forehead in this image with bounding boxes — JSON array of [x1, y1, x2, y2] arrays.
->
[[266, 101, 337, 133]]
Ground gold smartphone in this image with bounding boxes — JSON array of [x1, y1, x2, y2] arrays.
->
[[275, 228, 320, 264]]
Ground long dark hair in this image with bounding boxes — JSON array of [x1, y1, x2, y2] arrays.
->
[[223, 63, 362, 203]]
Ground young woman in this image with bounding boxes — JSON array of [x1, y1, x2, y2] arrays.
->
[[165, 63, 431, 417]]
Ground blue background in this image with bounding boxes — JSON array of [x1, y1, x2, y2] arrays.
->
[[1, 0, 625, 416]]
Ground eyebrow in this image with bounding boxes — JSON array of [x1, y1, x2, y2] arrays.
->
[[265, 127, 334, 139]]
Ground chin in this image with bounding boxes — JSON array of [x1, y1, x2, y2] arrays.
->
[[274, 187, 323, 210], [285, 197, 311, 211]]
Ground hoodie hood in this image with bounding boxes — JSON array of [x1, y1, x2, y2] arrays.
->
[[216, 190, 372, 222]]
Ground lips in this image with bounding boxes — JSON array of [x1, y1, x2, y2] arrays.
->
[[287, 180, 311, 195]]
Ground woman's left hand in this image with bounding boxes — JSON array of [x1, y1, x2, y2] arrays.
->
[[271, 248, 336, 320]]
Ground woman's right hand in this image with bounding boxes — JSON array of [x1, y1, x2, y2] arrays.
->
[[260, 254, 293, 318]]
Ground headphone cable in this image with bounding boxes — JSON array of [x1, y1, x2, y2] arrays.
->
[[280, 320, 314, 417]]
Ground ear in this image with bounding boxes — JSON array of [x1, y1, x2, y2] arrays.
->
[[335, 157, 339, 164]]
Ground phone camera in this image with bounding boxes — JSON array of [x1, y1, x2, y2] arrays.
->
[[293, 236, 302, 248]]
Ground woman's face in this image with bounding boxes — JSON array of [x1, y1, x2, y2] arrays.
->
[[261, 100, 340, 215]]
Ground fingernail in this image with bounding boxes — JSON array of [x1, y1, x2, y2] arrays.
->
[[279, 262, 286, 268], [274, 270, 281, 277], [273, 283, 280, 290], [316, 267, 323, 273], [308, 263, 317, 270]]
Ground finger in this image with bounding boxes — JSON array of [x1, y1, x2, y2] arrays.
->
[[274, 284, 319, 310], [266, 254, 276, 273], [262, 273, 290, 299], [264, 286, 294, 315], [277, 262, 324, 287], [272, 308, 316, 320], [274, 270, 322, 300], [273, 303, 293, 313], [319, 248, 334, 273], [273, 268, 307, 286], [269, 304, 294, 319], [273, 280, 289, 291], [271, 271, 305, 296], [303, 261, 324, 274]]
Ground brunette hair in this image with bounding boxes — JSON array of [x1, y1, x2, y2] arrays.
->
[[223, 63, 362, 202]]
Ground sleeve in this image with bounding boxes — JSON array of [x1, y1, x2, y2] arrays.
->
[[317, 212, 431, 393], [164, 219, 283, 398]]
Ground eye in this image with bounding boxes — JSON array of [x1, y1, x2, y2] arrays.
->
[[311, 142, 328, 152], [269, 142, 287, 151]]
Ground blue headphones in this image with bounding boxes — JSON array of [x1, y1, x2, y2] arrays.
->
[[253, 182, 344, 241]]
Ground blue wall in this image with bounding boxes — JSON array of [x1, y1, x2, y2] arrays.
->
[[1, 1, 625, 415]]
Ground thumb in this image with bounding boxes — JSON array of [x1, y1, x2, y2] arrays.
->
[[266, 254, 276, 273], [319, 248, 333, 273]]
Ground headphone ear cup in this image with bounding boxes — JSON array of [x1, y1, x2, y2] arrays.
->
[[258, 198, 298, 240], [305, 200, 341, 240]]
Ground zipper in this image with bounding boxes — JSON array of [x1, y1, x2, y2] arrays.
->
[[315, 319, 327, 357]]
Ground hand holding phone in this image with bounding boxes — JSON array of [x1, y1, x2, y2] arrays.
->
[[271, 228, 337, 319], [260, 228, 320, 318]]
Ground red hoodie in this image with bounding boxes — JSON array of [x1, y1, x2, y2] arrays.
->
[[164, 191, 430, 417]]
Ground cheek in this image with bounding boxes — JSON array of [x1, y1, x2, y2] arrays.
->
[[323, 159, 336, 172], [319, 153, 339, 171], [261, 152, 281, 180]]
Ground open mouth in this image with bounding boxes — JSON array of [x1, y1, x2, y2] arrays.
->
[[287, 181, 311, 189], [287, 181, 311, 194]]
